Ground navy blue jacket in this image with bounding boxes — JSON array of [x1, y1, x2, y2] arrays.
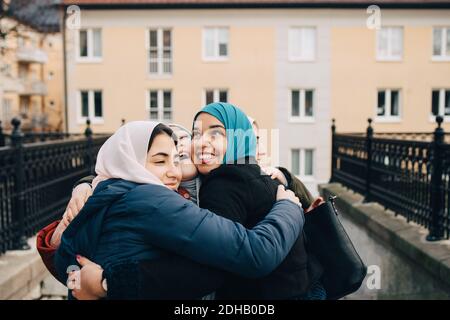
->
[[54, 179, 305, 285]]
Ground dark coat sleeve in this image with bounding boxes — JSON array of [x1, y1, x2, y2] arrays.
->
[[126, 184, 304, 278], [104, 256, 225, 300], [278, 167, 314, 209]]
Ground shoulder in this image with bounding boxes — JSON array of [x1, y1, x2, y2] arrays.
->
[[125, 183, 188, 211], [202, 164, 261, 186]]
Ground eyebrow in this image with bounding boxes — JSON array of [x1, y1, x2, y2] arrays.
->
[[208, 125, 225, 130], [151, 152, 180, 159], [151, 152, 169, 157], [193, 125, 225, 130]]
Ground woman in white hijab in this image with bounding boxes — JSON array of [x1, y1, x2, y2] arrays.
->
[[49, 121, 305, 299]]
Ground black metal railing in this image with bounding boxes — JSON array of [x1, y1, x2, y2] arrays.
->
[[0, 120, 102, 147], [331, 116, 449, 241], [0, 118, 110, 255]]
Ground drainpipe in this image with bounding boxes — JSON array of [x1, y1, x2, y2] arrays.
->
[[62, 5, 68, 133]]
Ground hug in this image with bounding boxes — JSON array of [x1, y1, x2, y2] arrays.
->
[[36, 102, 326, 300]]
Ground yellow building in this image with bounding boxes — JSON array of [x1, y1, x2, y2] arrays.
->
[[61, 0, 450, 194], [331, 11, 450, 133], [0, 2, 64, 132]]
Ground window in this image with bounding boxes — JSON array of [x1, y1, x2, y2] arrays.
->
[[431, 89, 450, 120], [78, 90, 103, 123], [288, 27, 316, 61], [77, 29, 102, 61], [290, 89, 315, 121], [291, 149, 314, 177], [204, 89, 228, 104], [376, 89, 401, 121], [2, 64, 12, 76], [148, 90, 172, 121], [433, 27, 450, 60], [377, 27, 403, 61], [203, 27, 229, 60], [2, 99, 12, 123], [148, 29, 172, 75]]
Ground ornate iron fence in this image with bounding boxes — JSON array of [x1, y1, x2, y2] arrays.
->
[[0, 118, 110, 254], [331, 116, 449, 241]]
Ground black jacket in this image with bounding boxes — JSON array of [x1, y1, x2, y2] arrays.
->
[[199, 163, 317, 299]]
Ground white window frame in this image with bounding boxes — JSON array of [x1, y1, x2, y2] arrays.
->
[[77, 90, 104, 125], [76, 28, 102, 63], [289, 148, 315, 180], [288, 27, 317, 62], [202, 27, 229, 61], [376, 27, 403, 61], [146, 28, 172, 77], [289, 89, 315, 123], [429, 88, 450, 122], [146, 89, 172, 122], [203, 88, 228, 105], [2, 98, 12, 123], [432, 27, 450, 61], [375, 89, 402, 123]]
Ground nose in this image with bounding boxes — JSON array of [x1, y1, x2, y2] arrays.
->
[[194, 132, 213, 151], [166, 160, 179, 179]]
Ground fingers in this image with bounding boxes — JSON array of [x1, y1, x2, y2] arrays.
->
[[75, 197, 84, 213], [76, 255, 91, 267], [67, 270, 80, 290], [76, 255, 101, 269], [63, 207, 75, 225]]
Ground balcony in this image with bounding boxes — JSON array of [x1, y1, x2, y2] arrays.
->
[[16, 47, 48, 64], [0, 75, 23, 92], [18, 79, 48, 96]]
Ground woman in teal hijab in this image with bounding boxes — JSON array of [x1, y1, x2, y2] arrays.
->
[[193, 102, 257, 165], [191, 102, 324, 300]]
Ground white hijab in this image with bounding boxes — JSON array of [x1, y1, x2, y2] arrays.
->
[[92, 121, 166, 189]]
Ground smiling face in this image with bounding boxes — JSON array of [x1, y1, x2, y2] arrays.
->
[[192, 112, 227, 175], [170, 127, 198, 181], [145, 132, 182, 190]]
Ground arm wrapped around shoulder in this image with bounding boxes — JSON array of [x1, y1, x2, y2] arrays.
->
[[127, 184, 305, 278]]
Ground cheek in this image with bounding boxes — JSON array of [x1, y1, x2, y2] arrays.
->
[[214, 136, 227, 156], [144, 163, 164, 180]]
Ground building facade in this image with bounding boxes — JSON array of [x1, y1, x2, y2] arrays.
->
[[0, 2, 64, 132], [62, 0, 450, 194]]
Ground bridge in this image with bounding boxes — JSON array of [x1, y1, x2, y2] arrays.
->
[[0, 117, 449, 299]]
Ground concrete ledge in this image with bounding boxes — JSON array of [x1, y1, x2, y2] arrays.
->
[[319, 183, 450, 290], [0, 237, 49, 300]]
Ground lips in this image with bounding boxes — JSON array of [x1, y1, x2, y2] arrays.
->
[[165, 181, 179, 189], [197, 152, 217, 165]]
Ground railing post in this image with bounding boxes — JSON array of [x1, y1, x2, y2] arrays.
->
[[330, 119, 336, 182], [364, 118, 374, 203], [84, 119, 94, 175], [0, 121, 5, 147], [427, 116, 445, 241], [11, 118, 31, 250]]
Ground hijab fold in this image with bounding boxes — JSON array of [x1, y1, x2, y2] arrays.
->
[[93, 121, 165, 189]]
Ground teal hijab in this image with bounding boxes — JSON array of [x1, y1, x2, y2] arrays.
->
[[194, 102, 257, 164]]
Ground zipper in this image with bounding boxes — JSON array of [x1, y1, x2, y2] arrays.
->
[[328, 195, 339, 216]]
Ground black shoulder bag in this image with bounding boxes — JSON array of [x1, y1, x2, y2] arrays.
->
[[304, 195, 367, 300]]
